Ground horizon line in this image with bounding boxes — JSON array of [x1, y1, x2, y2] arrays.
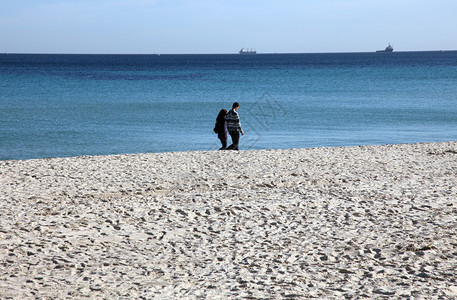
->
[[2, 49, 456, 56]]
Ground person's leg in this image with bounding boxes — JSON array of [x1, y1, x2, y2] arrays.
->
[[219, 137, 227, 150], [227, 131, 235, 149], [231, 131, 240, 150]]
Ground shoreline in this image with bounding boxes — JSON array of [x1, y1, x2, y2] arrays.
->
[[1, 141, 457, 298], [3, 140, 457, 163]]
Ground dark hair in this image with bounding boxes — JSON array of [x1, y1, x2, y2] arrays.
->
[[232, 102, 240, 109], [217, 109, 227, 121]]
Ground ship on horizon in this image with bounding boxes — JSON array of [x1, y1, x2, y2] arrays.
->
[[376, 43, 394, 52], [239, 48, 256, 55]]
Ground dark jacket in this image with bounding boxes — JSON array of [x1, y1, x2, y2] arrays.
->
[[215, 116, 227, 139]]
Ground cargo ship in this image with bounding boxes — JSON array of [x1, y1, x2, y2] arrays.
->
[[376, 44, 393, 52], [239, 48, 257, 55]]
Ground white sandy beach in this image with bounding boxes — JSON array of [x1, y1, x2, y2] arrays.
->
[[1, 142, 457, 299]]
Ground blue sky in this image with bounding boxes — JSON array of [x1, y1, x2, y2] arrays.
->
[[1, 0, 456, 54]]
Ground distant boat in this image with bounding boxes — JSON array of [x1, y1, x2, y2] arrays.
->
[[376, 44, 394, 52], [239, 48, 256, 55]]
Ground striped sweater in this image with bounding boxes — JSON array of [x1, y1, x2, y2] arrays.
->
[[226, 109, 242, 132]]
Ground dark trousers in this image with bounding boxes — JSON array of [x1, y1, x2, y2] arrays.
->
[[227, 131, 240, 150], [219, 137, 227, 150]]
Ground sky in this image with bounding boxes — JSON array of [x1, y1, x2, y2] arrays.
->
[[1, 0, 457, 54]]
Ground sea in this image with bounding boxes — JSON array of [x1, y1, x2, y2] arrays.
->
[[1, 51, 457, 160]]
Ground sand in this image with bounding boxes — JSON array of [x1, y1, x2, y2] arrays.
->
[[1, 142, 456, 299]]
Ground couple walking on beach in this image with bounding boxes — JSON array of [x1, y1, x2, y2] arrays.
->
[[214, 102, 244, 150]]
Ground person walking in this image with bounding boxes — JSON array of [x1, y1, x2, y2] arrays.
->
[[214, 109, 228, 150], [226, 102, 244, 150]]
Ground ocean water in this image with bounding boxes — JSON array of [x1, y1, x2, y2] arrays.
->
[[1, 52, 457, 160]]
